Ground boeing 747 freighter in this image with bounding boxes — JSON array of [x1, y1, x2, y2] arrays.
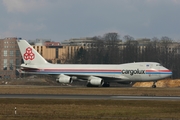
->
[[17, 39, 172, 88]]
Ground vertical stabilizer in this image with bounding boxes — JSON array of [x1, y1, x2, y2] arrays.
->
[[17, 39, 49, 65]]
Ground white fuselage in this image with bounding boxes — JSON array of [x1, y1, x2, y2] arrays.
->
[[21, 62, 172, 82]]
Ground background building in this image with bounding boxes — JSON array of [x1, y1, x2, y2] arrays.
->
[[32, 40, 82, 63], [61, 37, 102, 47], [0, 37, 21, 79]]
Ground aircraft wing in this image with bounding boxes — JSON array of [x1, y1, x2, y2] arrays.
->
[[61, 73, 129, 83]]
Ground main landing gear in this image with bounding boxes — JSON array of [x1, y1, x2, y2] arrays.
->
[[152, 81, 157, 88], [102, 82, 110, 87]]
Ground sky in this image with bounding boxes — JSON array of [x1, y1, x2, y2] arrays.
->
[[0, 0, 180, 41]]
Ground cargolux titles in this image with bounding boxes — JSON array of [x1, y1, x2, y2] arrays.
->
[[122, 69, 145, 76]]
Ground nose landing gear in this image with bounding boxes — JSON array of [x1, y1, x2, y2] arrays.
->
[[152, 81, 157, 88]]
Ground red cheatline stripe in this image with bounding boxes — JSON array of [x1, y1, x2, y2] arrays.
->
[[146, 70, 171, 72], [43, 69, 122, 72]]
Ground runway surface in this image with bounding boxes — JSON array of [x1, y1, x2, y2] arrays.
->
[[0, 94, 180, 100]]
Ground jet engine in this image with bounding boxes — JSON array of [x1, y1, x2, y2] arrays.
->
[[88, 76, 104, 86], [56, 74, 73, 84]]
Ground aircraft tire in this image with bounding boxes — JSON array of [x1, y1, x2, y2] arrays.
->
[[152, 85, 156, 88]]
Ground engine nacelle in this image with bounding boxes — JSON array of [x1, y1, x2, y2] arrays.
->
[[89, 76, 104, 86], [56, 74, 73, 84]]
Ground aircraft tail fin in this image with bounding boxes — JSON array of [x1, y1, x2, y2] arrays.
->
[[17, 39, 49, 65]]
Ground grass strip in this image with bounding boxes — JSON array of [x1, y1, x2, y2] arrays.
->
[[0, 99, 179, 120]]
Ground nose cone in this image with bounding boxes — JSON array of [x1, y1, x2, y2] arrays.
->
[[160, 67, 172, 78]]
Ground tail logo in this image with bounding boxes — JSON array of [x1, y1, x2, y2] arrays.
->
[[24, 47, 35, 60]]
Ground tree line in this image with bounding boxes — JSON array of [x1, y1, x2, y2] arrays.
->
[[70, 33, 180, 79]]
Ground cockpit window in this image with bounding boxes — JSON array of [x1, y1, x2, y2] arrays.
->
[[156, 64, 162, 66]]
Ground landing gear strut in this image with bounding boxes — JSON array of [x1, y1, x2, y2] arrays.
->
[[102, 82, 110, 87], [152, 81, 157, 88]]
